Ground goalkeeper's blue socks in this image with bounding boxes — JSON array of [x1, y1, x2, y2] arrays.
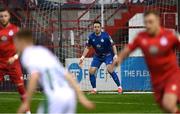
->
[[109, 71, 121, 87], [90, 74, 96, 88]]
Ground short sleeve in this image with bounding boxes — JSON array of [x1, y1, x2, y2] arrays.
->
[[127, 35, 140, 52], [86, 35, 92, 47], [108, 35, 115, 45]]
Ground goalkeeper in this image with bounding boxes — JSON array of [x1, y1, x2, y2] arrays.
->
[[79, 21, 122, 94]]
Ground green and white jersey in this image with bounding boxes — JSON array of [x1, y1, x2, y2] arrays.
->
[[21, 46, 71, 95]]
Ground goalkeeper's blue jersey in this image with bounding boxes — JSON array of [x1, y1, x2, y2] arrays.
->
[[86, 32, 114, 56]]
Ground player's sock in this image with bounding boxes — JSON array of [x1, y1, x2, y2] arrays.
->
[[118, 86, 122, 88], [17, 85, 31, 112], [90, 74, 96, 88], [93, 88, 97, 91], [175, 109, 180, 113], [109, 71, 120, 87], [26, 111, 31, 114], [17, 84, 26, 101]]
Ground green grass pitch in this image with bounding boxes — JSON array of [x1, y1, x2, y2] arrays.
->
[[0, 92, 162, 113]]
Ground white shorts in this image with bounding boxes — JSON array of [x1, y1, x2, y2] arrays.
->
[[37, 87, 76, 114]]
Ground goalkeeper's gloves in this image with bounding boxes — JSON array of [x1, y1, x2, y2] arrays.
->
[[113, 55, 118, 60], [80, 56, 85, 61], [79, 56, 85, 67]]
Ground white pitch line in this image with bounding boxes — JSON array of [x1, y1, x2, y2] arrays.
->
[[0, 92, 153, 94], [98, 92, 153, 94], [94, 101, 157, 105], [0, 97, 157, 106], [0, 97, 44, 101]]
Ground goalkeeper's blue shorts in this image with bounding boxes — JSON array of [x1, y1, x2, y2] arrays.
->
[[90, 53, 114, 68]]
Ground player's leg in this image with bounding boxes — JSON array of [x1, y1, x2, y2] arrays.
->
[[162, 93, 179, 113], [105, 54, 122, 93], [89, 55, 102, 93], [0, 69, 4, 86], [161, 72, 180, 113], [89, 67, 97, 91], [8, 61, 31, 114], [8, 62, 26, 100], [0, 63, 6, 85]]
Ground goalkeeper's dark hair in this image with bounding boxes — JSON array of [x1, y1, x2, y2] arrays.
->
[[0, 8, 8, 12], [144, 10, 160, 17], [93, 21, 101, 26], [15, 29, 34, 43]]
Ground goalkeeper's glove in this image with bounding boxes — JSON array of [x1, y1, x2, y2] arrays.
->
[[113, 55, 118, 60], [79, 56, 85, 65], [80, 56, 85, 61]]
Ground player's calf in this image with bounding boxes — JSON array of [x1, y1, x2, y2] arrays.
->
[[107, 65, 122, 94], [162, 93, 179, 113], [89, 67, 97, 74], [89, 67, 97, 93], [16, 83, 26, 100], [16, 83, 31, 114], [106, 64, 114, 73]]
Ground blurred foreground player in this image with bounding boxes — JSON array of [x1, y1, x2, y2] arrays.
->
[[114, 10, 180, 113], [0, 9, 30, 114], [15, 30, 95, 113], [79, 21, 122, 94]]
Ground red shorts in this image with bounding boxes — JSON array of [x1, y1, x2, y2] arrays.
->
[[0, 59, 24, 85], [153, 70, 180, 106]]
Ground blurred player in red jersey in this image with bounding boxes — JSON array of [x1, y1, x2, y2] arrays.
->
[[114, 10, 180, 113], [0, 9, 30, 114]]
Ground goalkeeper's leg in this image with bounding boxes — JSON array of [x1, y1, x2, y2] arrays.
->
[[105, 54, 122, 93], [107, 64, 122, 93], [89, 67, 97, 94], [89, 56, 102, 94]]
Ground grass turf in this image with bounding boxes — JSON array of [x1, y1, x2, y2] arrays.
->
[[0, 92, 162, 113]]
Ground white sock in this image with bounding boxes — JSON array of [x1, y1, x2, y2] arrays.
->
[[93, 88, 97, 91], [26, 111, 31, 114], [118, 86, 122, 89]]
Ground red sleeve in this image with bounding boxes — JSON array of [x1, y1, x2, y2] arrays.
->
[[127, 35, 140, 52], [170, 31, 180, 49]]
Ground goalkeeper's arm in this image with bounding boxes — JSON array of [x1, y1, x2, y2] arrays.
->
[[112, 45, 118, 60], [79, 46, 90, 65]]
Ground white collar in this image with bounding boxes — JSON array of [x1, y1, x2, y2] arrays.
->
[[95, 32, 101, 36]]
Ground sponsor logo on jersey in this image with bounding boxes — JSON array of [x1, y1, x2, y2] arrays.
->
[[101, 39, 104, 42], [96, 44, 101, 48], [149, 45, 159, 55], [8, 30, 14, 36], [93, 39, 95, 42], [160, 36, 168, 46], [68, 63, 83, 83], [1, 36, 7, 41]]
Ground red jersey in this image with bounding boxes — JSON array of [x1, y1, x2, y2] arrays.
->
[[0, 23, 18, 61], [128, 28, 180, 86]]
